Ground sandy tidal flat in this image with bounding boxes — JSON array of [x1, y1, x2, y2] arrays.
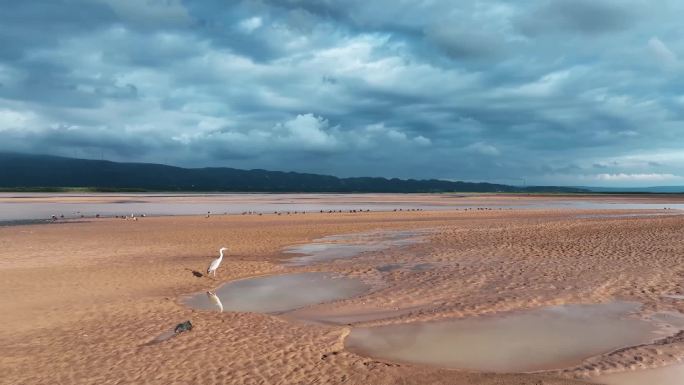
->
[[1, 197, 684, 384]]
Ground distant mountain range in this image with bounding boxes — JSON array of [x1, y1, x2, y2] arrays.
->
[[0, 152, 588, 193]]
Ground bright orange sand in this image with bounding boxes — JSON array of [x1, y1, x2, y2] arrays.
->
[[1, 195, 684, 384]]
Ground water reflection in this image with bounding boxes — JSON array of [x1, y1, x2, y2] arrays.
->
[[346, 302, 682, 372], [206, 291, 223, 313], [183, 272, 369, 314]]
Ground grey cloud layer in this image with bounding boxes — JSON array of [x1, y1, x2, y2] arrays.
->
[[1, 0, 683, 186]]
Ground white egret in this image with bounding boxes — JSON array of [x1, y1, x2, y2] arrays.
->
[[207, 247, 228, 277]]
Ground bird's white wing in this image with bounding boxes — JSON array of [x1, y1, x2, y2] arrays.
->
[[208, 258, 221, 271]]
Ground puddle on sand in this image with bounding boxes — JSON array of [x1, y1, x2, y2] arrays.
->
[[411, 263, 434, 271], [377, 263, 403, 272], [594, 364, 684, 385], [649, 310, 684, 329], [345, 301, 681, 373], [183, 272, 369, 313], [283, 230, 427, 266], [286, 243, 385, 266]]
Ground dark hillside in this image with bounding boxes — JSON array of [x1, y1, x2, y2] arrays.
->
[[0, 153, 588, 193]]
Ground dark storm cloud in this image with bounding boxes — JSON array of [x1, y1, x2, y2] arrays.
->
[[0, 0, 116, 60], [424, 24, 507, 61], [0, 124, 175, 162], [515, 0, 637, 36], [1, 0, 683, 186]]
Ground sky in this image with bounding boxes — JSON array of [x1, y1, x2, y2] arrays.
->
[[1, 0, 683, 187]]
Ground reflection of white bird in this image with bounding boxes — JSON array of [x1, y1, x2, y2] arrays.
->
[[207, 247, 228, 277], [206, 291, 223, 312]]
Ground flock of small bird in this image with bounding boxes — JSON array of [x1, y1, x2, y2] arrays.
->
[[50, 213, 146, 221], [48, 207, 516, 222], [204, 208, 426, 217]]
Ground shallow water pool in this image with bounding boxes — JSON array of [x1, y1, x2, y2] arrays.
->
[[183, 272, 370, 313], [283, 230, 427, 266], [594, 364, 684, 385], [346, 301, 679, 372]]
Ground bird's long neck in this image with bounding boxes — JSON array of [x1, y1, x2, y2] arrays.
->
[[219, 249, 225, 259]]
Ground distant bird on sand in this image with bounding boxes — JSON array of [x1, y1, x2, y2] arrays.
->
[[185, 268, 204, 278], [207, 247, 228, 277]]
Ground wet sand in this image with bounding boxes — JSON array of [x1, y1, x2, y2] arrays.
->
[[1, 195, 684, 384]]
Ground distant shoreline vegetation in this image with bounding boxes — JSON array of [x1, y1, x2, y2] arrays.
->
[[0, 187, 588, 194], [0, 152, 589, 194], [0, 188, 679, 195]]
